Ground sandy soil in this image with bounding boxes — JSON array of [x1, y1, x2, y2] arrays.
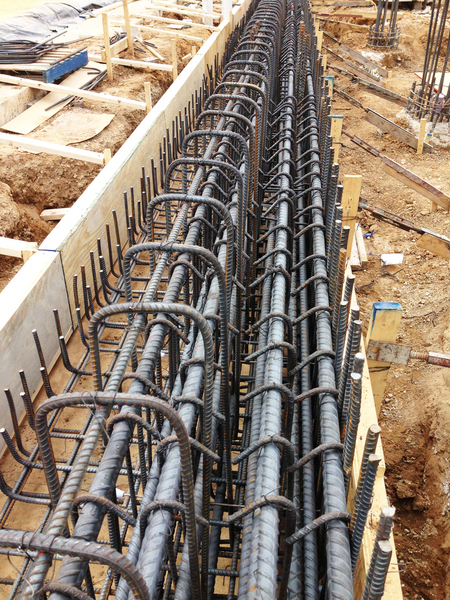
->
[[323, 10, 450, 600]]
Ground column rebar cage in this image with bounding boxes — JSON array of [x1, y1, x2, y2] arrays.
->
[[367, 0, 401, 50], [406, 0, 450, 125], [0, 0, 393, 598]]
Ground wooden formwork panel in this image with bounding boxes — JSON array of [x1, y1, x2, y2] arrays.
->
[[0, 251, 72, 450]]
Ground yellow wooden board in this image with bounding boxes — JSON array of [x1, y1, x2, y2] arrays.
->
[[1, 62, 106, 135]]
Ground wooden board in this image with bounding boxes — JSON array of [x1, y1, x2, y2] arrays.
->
[[339, 42, 390, 78], [88, 53, 173, 72], [0, 237, 37, 260], [135, 12, 219, 30], [357, 78, 408, 107], [381, 156, 450, 212], [110, 20, 204, 42], [355, 223, 368, 268], [343, 58, 383, 83], [0, 132, 105, 164], [365, 108, 432, 153], [101, 33, 129, 61], [416, 232, 450, 259], [350, 232, 362, 270], [365, 301, 402, 416], [40, 208, 70, 222], [1, 62, 106, 135], [0, 74, 146, 111], [330, 114, 343, 161], [341, 174, 362, 258]]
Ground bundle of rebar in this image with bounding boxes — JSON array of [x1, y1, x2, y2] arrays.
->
[[367, 0, 400, 50], [406, 0, 450, 124], [0, 1, 394, 599]]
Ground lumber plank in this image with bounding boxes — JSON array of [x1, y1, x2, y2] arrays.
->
[[341, 174, 362, 258], [147, 2, 221, 19], [88, 53, 173, 72], [416, 233, 450, 259], [0, 237, 37, 260], [1, 62, 105, 135], [365, 108, 432, 153], [330, 114, 343, 161], [339, 42, 390, 78], [318, 16, 370, 28], [357, 78, 408, 107], [355, 223, 368, 268], [0, 74, 146, 111], [381, 157, 450, 211], [136, 12, 219, 30], [312, 10, 377, 18], [0, 132, 105, 164], [350, 233, 362, 270], [365, 301, 402, 416], [40, 208, 70, 222], [110, 20, 204, 42], [101, 32, 128, 60], [343, 58, 383, 83]]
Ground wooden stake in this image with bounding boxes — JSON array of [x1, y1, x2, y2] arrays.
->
[[192, 45, 197, 56], [171, 39, 178, 81], [203, 0, 214, 25], [104, 148, 112, 164], [144, 82, 152, 113], [317, 30, 324, 52], [330, 114, 343, 162], [324, 75, 334, 98], [122, 0, 135, 58], [341, 174, 362, 258], [365, 302, 402, 415], [102, 13, 113, 81], [322, 54, 327, 71], [221, 0, 232, 19], [417, 117, 426, 155]]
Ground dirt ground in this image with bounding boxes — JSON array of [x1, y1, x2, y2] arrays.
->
[[0, 8, 213, 292], [323, 9, 450, 600]]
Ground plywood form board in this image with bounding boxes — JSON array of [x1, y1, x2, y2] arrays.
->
[[41, 0, 251, 320], [0, 251, 72, 450], [1, 61, 107, 135], [346, 266, 403, 600]]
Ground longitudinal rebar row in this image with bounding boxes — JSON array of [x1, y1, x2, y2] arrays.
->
[[0, 1, 395, 599]]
